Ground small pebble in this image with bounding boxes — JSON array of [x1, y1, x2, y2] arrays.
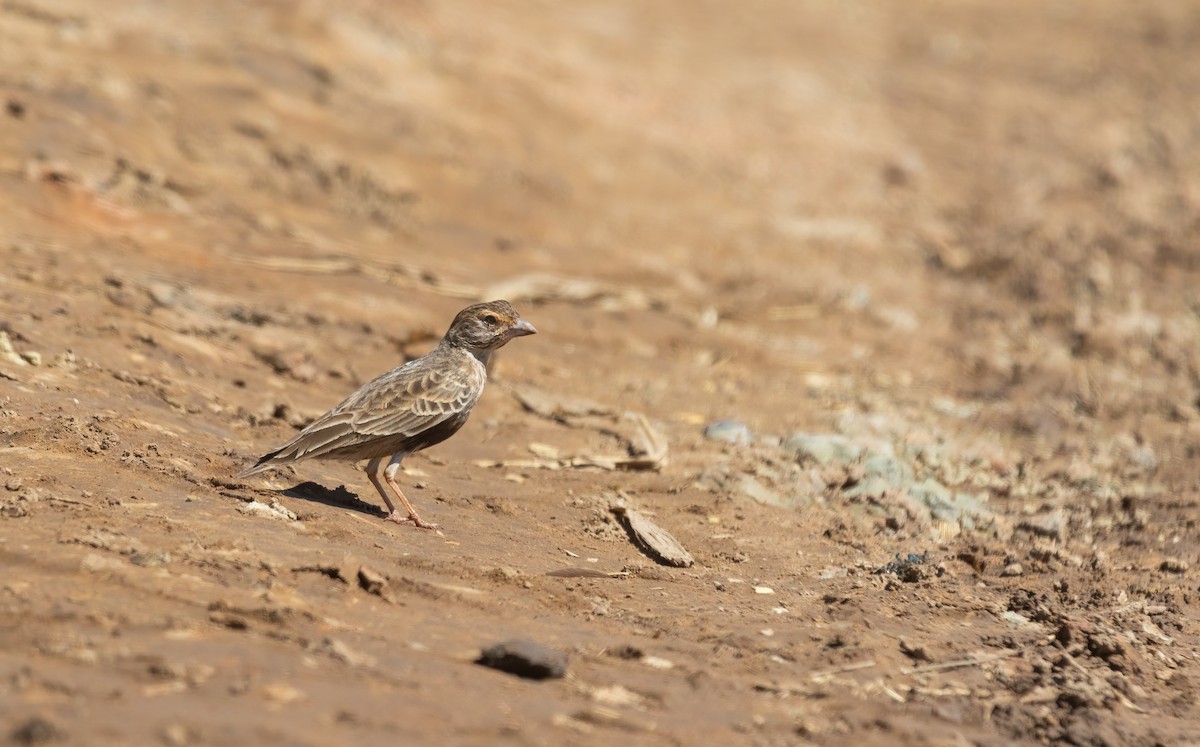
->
[[130, 551, 171, 568], [52, 350, 76, 367], [147, 282, 182, 307], [899, 638, 930, 661], [1001, 562, 1025, 577], [703, 420, 752, 446], [261, 682, 305, 704]]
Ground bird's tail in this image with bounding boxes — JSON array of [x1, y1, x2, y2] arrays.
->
[[236, 446, 290, 478], [236, 417, 354, 478]]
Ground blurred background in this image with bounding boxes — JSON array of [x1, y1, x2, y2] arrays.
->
[[2, 1, 1198, 745]]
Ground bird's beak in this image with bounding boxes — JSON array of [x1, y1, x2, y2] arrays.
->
[[509, 319, 537, 337]]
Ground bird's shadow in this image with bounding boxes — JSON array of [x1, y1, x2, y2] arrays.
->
[[278, 481, 386, 518]]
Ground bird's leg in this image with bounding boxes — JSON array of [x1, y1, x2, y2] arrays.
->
[[365, 457, 398, 516], [383, 454, 441, 530]]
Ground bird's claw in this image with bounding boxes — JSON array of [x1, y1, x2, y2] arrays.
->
[[386, 511, 441, 531]]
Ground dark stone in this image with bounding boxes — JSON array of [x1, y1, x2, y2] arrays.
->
[[608, 644, 644, 660], [11, 717, 62, 745], [875, 552, 929, 581], [476, 639, 567, 680]]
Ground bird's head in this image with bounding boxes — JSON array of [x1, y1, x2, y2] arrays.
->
[[443, 300, 537, 355]]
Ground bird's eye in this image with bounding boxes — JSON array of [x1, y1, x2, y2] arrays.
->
[[481, 314, 499, 326]]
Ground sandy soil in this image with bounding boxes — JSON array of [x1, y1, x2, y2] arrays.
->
[[2, 1, 1199, 745]]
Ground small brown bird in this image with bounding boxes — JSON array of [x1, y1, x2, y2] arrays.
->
[[238, 300, 537, 529]]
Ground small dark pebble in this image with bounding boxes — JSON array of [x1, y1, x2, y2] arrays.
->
[[11, 716, 62, 745], [608, 644, 644, 660], [209, 612, 249, 631], [476, 639, 567, 680], [357, 565, 388, 596], [898, 638, 931, 662], [875, 552, 928, 576], [1159, 558, 1189, 574]]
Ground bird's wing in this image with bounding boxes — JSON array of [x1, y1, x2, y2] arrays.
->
[[253, 354, 485, 466], [350, 362, 484, 438]]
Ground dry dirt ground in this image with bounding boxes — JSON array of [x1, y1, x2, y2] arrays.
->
[[2, 1, 1199, 745]]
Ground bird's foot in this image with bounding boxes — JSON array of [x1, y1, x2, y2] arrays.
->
[[386, 511, 441, 531]]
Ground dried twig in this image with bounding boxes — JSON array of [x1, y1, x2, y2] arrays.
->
[[611, 502, 694, 568], [546, 568, 628, 579], [809, 660, 877, 681], [46, 495, 97, 508], [900, 648, 1020, 675]]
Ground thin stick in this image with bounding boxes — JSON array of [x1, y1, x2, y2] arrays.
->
[[900, 649, 1019, 675], [810, 660, 877, 680], [47, 495, 97, 508]]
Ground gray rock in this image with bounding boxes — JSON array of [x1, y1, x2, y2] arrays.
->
[[735, 473, 795, 509], [477, 640, 567, 680], [861, 451, 914, 484], [1002, 610, 1031, 627], [950, 492, 992, 529], [844, 450, 915, 499], [785, 433, 863, 466], [844, 476, 894, 500], [907, 479, 953, 515], [906, 479, 991, 528], [703, 419, 752, 445]]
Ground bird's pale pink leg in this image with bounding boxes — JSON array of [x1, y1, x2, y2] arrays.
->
[[365, 457, 399, 516], [383, 454, 440, 530]]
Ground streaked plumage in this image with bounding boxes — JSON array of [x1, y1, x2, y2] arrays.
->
[[239, 300, 537, 529]]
